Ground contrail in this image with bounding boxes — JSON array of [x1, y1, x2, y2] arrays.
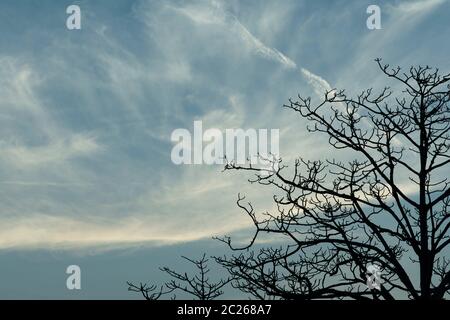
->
[[169, 0, 332, 95]]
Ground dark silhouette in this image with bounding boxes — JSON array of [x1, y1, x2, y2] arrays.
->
[[129, 60, 449, 300], [127, 282, 166, 300], [215, 59, 450, 300], [128, 254, 230, 300]]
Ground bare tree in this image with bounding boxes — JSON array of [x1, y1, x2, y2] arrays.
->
[[127, 282, 167, 300], [216, 59, 450, 300], [128, 254, 231, 300], [161, 254, 231, 300]]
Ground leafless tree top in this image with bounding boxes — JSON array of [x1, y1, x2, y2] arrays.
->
[[217, 59, 450, 300]]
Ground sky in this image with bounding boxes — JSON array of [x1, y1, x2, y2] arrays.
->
[[0, 0, 449, 299]]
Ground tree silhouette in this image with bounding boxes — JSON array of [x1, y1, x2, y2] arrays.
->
[[215, 59, 450, 300], [128, 254, 230, 300], [127, 282, 167, 300]]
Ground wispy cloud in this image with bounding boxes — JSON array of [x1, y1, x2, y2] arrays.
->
[[0, 134, 100, 167], [388, 0, 446, 15], [300, 68, 333, 98], [0, 212, 248, 250], [1, 0, 445, 252], [167, 0, 297, 69], [0, 0, 338, 251]]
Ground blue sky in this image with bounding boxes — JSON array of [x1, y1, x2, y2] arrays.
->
[[0, 0, 449, 299]]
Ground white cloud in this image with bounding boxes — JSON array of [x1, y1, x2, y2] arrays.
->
[[0, 58, 102, 169], [0, 134, 100, 167], [300, 68, 333, 98], [0, 0, 338, 251], [167, 0, 297, 69], [0, 213, 246, 250], [388, 0, 446, 15]]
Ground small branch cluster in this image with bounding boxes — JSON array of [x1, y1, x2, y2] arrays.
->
[[128, 254, 231, 300]]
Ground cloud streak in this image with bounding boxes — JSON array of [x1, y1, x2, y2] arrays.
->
[[168, 0, 297, 69]]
